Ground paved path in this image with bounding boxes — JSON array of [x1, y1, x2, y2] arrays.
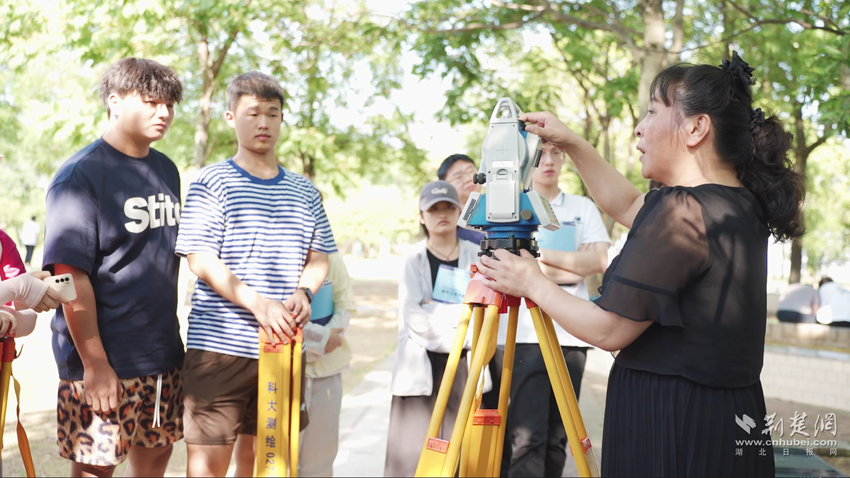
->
[[332, 348, 850, 477], [333, 350, 613, 477]]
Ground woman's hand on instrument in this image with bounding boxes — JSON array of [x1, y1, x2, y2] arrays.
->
[[477, 249, 547, 299], [519, 111, 580, 150]]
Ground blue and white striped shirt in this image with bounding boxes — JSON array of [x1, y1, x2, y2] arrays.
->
[[175, 159, 337, 358]]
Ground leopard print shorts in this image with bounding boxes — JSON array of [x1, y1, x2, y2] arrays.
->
[[56, 365, 183, 467]]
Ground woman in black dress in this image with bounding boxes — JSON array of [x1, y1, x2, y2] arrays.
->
[[475, 52, 803, 477]]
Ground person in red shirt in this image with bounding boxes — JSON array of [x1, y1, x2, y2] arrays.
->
[[0, 229, 62, 336]]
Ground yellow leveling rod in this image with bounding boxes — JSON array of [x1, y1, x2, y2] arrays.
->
[[256, 328, 303, 477]]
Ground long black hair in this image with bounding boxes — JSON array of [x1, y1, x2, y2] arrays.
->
[[650, 51, 805, 241]]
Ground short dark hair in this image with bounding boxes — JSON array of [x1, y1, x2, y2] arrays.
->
[[438, 154, 475, 180], [30, 215, 36, 221], [226, 72, 285, 111], [99, 58, 183, 114], [819, 277, 834, 288]]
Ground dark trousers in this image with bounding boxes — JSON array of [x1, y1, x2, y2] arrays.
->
[[777, 310, 817, 323], [24, 245, 35, 264], [496, 344, 588, 478]]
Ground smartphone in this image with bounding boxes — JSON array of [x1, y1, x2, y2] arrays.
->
[[43, 273, 77, 302]]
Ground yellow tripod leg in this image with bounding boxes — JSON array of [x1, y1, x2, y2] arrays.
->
[[439, 304, 500, 477], [459, 307, 483, 478], [527, 306, 595, 477], [256, 330, 287, 477], [542, 312, 599, 476], [415, 305, 474, 477], [0, 338, 12, 477], [0, 339, 35, 477], [12, 371, 35, 477], [463, 311, 500, 478], [290, 330, 303, 477], [489, 305, 519, 477], [0, 339, 12, 451]]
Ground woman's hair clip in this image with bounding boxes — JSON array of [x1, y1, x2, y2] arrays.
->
[[751, 108, 766, 131], [720, 51, 756, 86]]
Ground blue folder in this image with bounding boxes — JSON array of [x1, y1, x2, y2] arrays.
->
[[310, 281, 335, 325], [536, 221, 576, 252]]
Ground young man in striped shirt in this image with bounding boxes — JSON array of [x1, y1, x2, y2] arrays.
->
[[175, 71, 336, 476]]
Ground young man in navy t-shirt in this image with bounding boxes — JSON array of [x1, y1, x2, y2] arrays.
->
[[42, 58, 185, 477]]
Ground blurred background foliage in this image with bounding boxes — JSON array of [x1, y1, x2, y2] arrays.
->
[[0, 0, 848, 281]]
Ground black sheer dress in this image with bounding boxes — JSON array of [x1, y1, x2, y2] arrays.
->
[[594, 185, 775, 477]]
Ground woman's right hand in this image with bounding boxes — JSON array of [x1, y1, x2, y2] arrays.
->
[[32, 281, 64, 313], [519, 111, 579, 150], [2, 271, 62, 312]]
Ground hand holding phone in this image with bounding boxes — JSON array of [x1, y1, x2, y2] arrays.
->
[[44, 273, 77, 302]]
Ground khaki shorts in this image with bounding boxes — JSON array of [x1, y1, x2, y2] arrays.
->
[[57, 365, 183, 467], [182, 349, 259, 445]]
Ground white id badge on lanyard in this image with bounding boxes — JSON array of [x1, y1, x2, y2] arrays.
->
[[432, 265, 472, 304]]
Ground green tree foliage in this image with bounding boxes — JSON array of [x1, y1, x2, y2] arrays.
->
[[805, 142, 850, 271], [722, 0, 850, 280], [0, 0, 429, 200], [399, 0, 850, 276]]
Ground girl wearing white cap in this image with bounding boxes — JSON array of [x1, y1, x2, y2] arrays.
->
[[384, 181, 482, 476]]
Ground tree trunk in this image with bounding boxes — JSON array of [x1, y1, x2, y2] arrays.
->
[[625, 103, 639, 176], [636, 0, 666, 120], [194, 38, 215, 169], [666, 0, 684, 66], [789, 102, 808, 284], [601, 116, 611, 163], [789, 236, 803, 284], [721, 0, 735, 60], [192, 31, 239, 168], [300, 152, 315, 180]]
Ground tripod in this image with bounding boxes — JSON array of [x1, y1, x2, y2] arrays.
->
[[414, 240, 599, 478], [0, 338, 35, 477]]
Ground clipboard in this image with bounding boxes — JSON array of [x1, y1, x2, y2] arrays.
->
[[536, 221, 576, 252]]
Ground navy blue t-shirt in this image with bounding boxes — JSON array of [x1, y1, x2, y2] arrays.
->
[[457, 227, 485, 246], [43, 138, 185, 381]]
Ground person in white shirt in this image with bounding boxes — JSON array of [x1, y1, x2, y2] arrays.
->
[[777, 283, 819, 323], [20, 216, 40, 266], [497, 142, 611, 477], [817, 277, 850, 327]]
